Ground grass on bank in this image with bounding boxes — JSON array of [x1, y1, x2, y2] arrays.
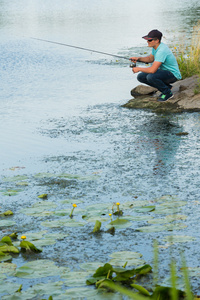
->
[[175, 21, 200, 83]]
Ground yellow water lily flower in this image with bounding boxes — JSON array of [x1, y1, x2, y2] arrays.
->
[[70, 204, 77, 218], [21, 235, 26, 240]]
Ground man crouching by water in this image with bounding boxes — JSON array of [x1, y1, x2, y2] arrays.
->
[[130, 29, 182, 102]]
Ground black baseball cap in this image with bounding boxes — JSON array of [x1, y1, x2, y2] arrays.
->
[[142, 29, 162, 40]]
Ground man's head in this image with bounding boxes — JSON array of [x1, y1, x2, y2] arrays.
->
[[142, 29, 162, 42], [142, 29, 162, 49]]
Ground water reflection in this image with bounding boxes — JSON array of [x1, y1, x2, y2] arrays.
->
[[138, 116, 182, 176]]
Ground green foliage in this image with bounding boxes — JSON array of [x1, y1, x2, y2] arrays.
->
[[1, 236, 13, 245], [87, 262, 152, 295], [86, 247, 196, 299], [20, 240, 42, 253], [175, 22, 200, 80], [2, 210, 14, 216], [92, 220, 101, 233]]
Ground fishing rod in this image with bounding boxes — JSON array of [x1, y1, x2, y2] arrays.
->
[[31, 37, 136, 67]]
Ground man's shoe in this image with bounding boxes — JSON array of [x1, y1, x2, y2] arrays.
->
[[158, 92, 174, 102], [158, 85, 173, 98]]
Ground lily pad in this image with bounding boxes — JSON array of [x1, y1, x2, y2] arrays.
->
[[0, 244, 19, 254], [125, 215, 153, 222], [186, 267, 200, 277], [54, 208, 84, 216], [159, 200, 187, 207], [34, 172, 55, 178], [0, 220, 16, 227], [0, 262, 17, 276], [109, 251, 145, 267], [0, 281, 22, 295], [122, 200, 150, 209], [86, 203, 111, 211], [64, 287, 99, 298], [60, 199, 84, 204], [58, 173, 99, 181], [41, 219, 85, 228], [106, 219, 132, 229], [110, 251, 143, 260], [0, 253, 12, 262], [20, 201, 57, 216], [62, 271, 91, 286], [80, 262, 104, 272], [21, 231, 47, 241], [16, 181, 29, 186], [15, 259, 69, 279], [133, 206, 155, 213], [32, 201, 57, 208], [84, 216, 109, 223], [148, 218, 171, 224], [166, 214, 187, 221], [33, 233, 69, 248], [2, 175, 28, 182], [109, 258, 145, 267], [163, 235, 196, 243], [137, 223, 187, 233], [1, 189, 23, 196], [149, 215, 187, 224], [24, 281, 64, 297]]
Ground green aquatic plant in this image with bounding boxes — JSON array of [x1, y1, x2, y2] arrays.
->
[[38, 193, 48, 199], [112, 202, 123, 216], [92, 220, 101, 233], [20, 236, 42, 253], [69, 203, 77, 218], [86, 244, 198, 300], [1, 210, 14, 216]]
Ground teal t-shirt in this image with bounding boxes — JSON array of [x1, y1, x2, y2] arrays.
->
[[152, 43, 182, 80]]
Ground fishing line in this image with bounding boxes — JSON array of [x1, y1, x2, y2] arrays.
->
[[31, 37, 136, 67]]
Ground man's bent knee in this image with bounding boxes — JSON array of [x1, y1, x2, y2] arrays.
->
[[137, 72, 147, 83]]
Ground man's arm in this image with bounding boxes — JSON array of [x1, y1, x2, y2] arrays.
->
[[132, 60, 162, 74], [130, 54, 154, 64]]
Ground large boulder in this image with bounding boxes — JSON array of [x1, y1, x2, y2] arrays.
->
[[123, 75, 200, 113]]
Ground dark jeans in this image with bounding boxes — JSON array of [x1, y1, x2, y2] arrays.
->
[[137, 69, 177, 95]]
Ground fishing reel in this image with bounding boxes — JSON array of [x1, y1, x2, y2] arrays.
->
[[130, 62, 136, 68]]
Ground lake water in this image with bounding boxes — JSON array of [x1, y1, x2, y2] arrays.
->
[[0, 0, 200, 298]]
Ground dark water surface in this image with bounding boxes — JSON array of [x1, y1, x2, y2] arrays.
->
[[0, 0, 200, 298]]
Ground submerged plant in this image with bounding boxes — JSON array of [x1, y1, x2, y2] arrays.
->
[[69, 203, 77, 218]]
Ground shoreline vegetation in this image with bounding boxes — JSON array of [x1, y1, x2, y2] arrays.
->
[[175, 21, 200, 82]]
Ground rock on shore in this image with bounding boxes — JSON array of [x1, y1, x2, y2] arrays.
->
[[122, 75, 200, 113]]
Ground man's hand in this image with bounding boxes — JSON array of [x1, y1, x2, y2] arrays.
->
[[132, 67, 140, 73], [129, 57, 139, 62]]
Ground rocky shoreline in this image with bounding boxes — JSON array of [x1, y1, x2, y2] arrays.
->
[[122, 75, 200, 113]]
